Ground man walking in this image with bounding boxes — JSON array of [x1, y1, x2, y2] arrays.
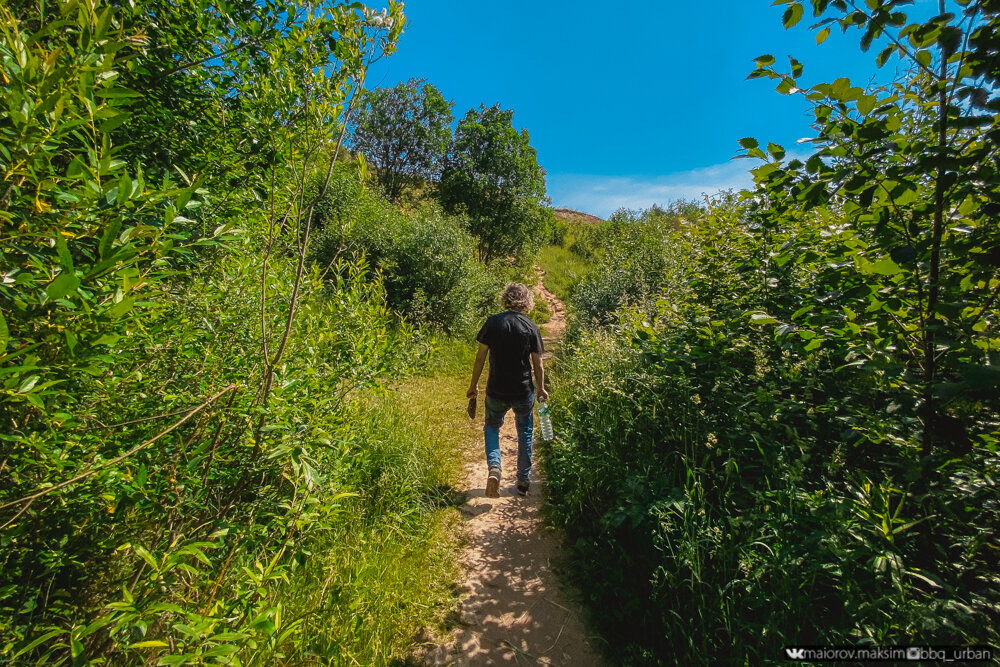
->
[[467, 283, 548, 497]]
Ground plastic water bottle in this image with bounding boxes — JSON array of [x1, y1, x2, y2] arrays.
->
[[538, 401, 554, 441]]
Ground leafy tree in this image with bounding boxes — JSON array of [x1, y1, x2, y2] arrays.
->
[[309, 168, 496, 333], [0, 0, 412, 660], [745, 0, 1000, 462], [349, 78, 453, 201], [545, 1, 1000, 663], [439, 104, 548, 264]]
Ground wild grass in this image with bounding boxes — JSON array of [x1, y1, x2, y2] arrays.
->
[[278, 338, 479, 664], [530, 296, 552, 325], [536, 244, 594, 304]]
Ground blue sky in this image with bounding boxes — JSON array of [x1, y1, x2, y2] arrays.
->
[[366, 1, 927, 218]]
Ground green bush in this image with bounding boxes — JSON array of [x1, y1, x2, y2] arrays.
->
[[311, 169, 493, 334], [567, 219, 614, 262], [569, 207, 691, 330], [0, 1, 466, 662], [545, 214, 569, 247], [545, 192, 1000, 663]]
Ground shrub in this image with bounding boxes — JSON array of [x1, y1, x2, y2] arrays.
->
[[311, 169, 490, 334], [545, 214, 569, 247], [569, 207, 692, 330], [545, 192, 1000, 663]]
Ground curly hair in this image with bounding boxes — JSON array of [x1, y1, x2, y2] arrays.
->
[[500, 282, 534, 314]]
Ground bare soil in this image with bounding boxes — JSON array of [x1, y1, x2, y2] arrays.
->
[[415, 272, 602, 666], [551, 208, 604, 226], [533, 269, 566, 356]]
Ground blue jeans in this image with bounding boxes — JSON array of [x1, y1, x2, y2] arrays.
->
[[484, 392, 535, 482]]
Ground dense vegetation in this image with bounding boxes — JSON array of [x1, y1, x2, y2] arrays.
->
[[0, 0, 503, 663], [439, 105, 551, 265], [7, 0, 999, 664], [348, 83, 551, 265], [544, 1, 1000, 663]]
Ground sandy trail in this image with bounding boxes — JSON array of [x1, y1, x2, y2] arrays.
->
[[532, 268, 566, 358], [417, 269, 601, 666]]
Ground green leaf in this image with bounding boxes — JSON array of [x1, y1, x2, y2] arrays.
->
[[0, 311, 7, 354], [876, 45, 894, 66], [13, 629, 65, 658], [107, 297, 135, 318], [118, 172, 133, 205], [739, 137, 760, 149], [789, 56, 803, 78], [749, 312, 777, 325], [251, 618, 276, 635], [55, 234, 74, 271], [857, 94, 877, 115], [46, 272, 80, 300], [203, 644, 239, 657], [99, 112, 132, 132], [95, 87, 141, 98], [129, 640, 169, 648], [816, 27, 831, 44], [93, 333, 121, 347], [783, 2, 804, 27], [19, 375, 40, 393], [132, 545, 159, 570], [792, 305, 813, 320], [870, 258, 902, 275], [79, 616, 115, 638], [100, 218, 123, 258]]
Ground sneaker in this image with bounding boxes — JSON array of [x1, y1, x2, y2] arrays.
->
[[486, 467, 501, 498], [516, 480, 529, 496]]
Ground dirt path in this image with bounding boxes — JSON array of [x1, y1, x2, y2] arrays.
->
[[532, 267, 566, 357], [416, 270, 601, 666]]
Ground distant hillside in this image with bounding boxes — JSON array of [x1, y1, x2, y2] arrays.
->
[[553, 207, 604, 225]]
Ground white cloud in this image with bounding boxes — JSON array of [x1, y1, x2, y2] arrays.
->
[[548, 159, 759, 219]]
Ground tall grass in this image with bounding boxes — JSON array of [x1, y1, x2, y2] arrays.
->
[[273, 364, 474, 664], [536, 244, 594, 303]]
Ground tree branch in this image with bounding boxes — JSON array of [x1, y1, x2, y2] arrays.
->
[[0, 384, 238, 515]]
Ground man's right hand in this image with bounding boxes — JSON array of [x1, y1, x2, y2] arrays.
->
[[538, 388, 549, 402]]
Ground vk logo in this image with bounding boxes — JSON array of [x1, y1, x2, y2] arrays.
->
[[785, 648, 807, 660]]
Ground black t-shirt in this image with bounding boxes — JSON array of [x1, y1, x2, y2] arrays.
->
[[476, 311, 544, 399]]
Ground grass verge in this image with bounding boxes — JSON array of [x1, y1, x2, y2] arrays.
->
[[271, 338, 479, 664], [536, 244, 593, 304]]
